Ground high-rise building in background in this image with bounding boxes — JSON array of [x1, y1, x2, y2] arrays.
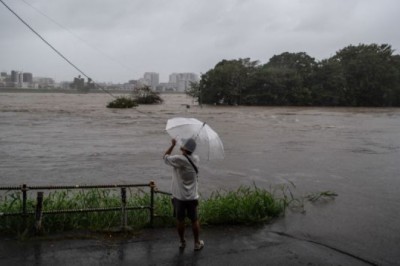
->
[[169, 73, 199, 92], [11, 70, 24, 87], [143, 72, 159, 90], [34, 77, 55, 88], [0, 72, 8, 87], [169, 73, 178, 84], [11, 70, 20, 83], [23, 73, 33, 83], [8, 70, 35, 88]]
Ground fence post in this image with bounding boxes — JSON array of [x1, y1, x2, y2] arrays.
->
[[149, 181, 155, 228], [120, 187, 128, 231], [35, 192, 44, 235], [21, 184, 28, 230]]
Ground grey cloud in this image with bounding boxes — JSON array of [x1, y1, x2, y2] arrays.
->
[[1, 0, 400, 82]]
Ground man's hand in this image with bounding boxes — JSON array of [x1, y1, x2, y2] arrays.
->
[[164, 139, 177, 156]]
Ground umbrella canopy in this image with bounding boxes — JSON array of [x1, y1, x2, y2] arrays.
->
[[166, 117, 224, 161]]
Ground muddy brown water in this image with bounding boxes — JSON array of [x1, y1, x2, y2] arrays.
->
[[1, 92, 399, 264]]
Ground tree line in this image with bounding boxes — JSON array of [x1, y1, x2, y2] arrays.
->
[[187, 43, 400, 106]]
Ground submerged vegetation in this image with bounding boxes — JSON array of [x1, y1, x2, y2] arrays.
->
[[107, 96, 138, 108], [132, 85, 164, 104], [106, 86, 163, 108], [0, 185, 336, 236]]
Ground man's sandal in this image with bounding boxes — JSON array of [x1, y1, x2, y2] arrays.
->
[[194, 240, 204, 251]]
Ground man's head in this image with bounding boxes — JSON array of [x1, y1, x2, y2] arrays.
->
[[181, 138, 197, 155]]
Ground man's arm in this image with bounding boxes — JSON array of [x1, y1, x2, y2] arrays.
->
[[164, 139, 177, 157]]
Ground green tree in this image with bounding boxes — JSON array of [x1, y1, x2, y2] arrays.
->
[[199, 58, 259, 105], [185, 81, 201, 103], [195, 43, 400, 107], [331, 43, 399, 106], [390, 55, 400, 105], [311, 58, 346, 105], [261, 52, 317, 105]]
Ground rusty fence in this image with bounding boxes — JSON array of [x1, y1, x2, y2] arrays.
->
[[0, 181, 172, 233]]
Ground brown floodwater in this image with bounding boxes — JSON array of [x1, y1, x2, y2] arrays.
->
[[0, 92, 399, 264]]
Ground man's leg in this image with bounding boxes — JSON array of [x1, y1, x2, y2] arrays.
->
[[177, 220, 185, 243], [192, 220, 200, 244], [187, 200, 202, 246], [173, 199, 186, 245]]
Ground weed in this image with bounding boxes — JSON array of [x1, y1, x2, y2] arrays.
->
[[0, 185, 336, 236]]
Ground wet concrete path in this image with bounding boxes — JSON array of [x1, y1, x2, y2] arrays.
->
[[0, 226, 375, 266]]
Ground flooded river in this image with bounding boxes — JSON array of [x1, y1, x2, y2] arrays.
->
[[1, 92, 399, 264]]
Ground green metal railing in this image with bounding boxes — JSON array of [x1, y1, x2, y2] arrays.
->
[[0, 181, 172, 234]]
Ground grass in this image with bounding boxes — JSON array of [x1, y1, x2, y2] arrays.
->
[[0, 189, 151, 235], [0, 185, 336, 236], [305, 191, 338, 202], [200, 186, 285, 225]]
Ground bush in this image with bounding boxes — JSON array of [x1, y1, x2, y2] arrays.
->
[[132, 86, 163, 104], [107, 96, 138, 108]]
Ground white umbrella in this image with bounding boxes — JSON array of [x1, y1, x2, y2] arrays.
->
[[165, 117, 224, 161]]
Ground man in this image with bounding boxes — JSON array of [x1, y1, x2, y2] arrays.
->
[[163, 138, 204, 251]]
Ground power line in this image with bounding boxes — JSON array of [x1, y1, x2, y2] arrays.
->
[[0, 0, 116, 99], [19, 0, 134, 74], [0, 0, 192, 130]]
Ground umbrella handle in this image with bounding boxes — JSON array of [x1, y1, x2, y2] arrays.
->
[[193, 122, 206, 140], [173, 135, 182, 145]]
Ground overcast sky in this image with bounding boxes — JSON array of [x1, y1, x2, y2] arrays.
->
[[1, 0, 399, 83]]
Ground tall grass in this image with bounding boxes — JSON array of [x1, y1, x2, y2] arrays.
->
[[0, 189, 150, 234], [0, 185, 336, 235], [200, 186, 285, 225]]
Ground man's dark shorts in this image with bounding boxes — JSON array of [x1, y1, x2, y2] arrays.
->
[[172, 198, 198, 222]]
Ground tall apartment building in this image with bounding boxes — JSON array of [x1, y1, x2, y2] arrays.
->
[[143, 72, 159, 90], [34, 77, 55, 87], [11, 70, 21, 83], [11, 70, 24, 87], [0, 72, 7, 87], [169, 73, 199, 92], [10, 70, 34, 88], [169, 73, 178, 84], [23, 73, 33, 83]]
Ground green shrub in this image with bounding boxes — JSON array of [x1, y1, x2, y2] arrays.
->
[[107, 96, 138, 108], [132, 86, 163, 104]]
